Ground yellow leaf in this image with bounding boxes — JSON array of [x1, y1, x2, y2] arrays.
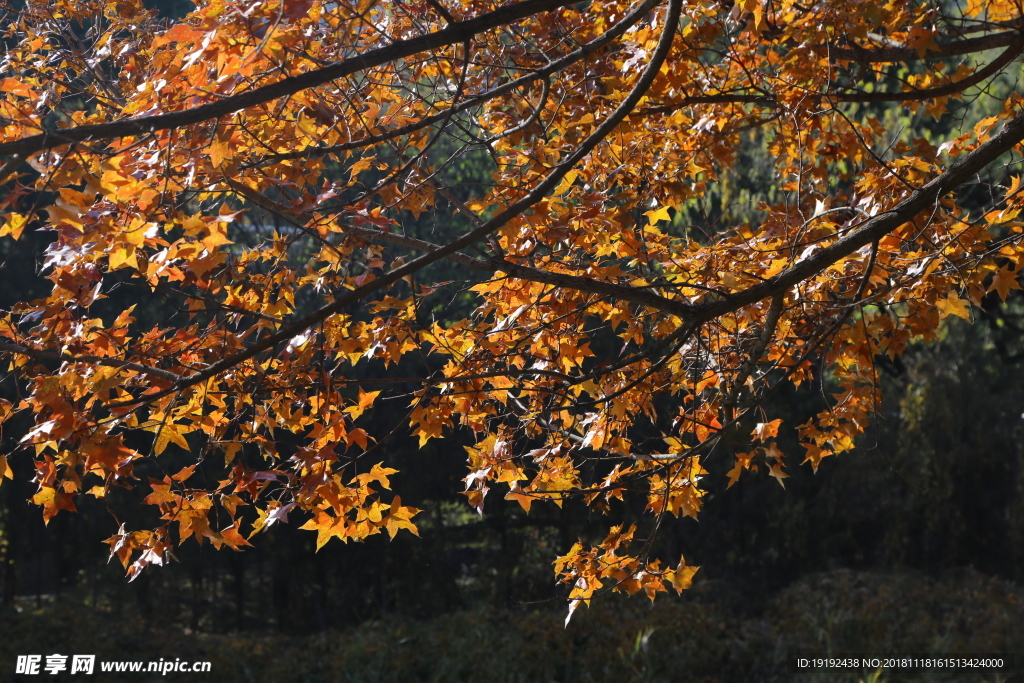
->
[[0, 78, 35, 98], [344, 388, 381, 419], [1007, 175, 1022, 199], [296, 110, 320, 139], [154, 424, 190, 455], [669, 558, 699, 593], [202, 223, 234, 251], [768, 461, 788, 488], [208, 139, 231, 168], [554, 169, 579, 196], [752, 2, 765, 32], [109, 245, 138, 270], [353, 462, 398, 489], [505, 483, 533, 512], [572, 113, 594, 128], [644, 205, 671, 225], [0, 213, 28, 241], [936, 292, 971, 320], [181, 213, 206, 235], [31, 486, 76, 524]]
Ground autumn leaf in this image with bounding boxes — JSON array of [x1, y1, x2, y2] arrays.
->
[[283, 0, 316, 20], [667, 558, 699, 593], [153, 424, 191, 455], [383, 496, 421, 539], [801, 443, 831, 473], [300, 510, 347, 551], [0, 213, 27, 241], [201, 222, 233, 251], [353, 462, 398, 490], [644, 205, 672, 225], [936, 293, 972, 321], [0, 77, 35, 99], [343, 388, 381, 419], [151, 23, 205, 49], [752, 419, 782, 442], [504, 481, 534, 512], [31, 486, 77, 524], [209, 520, 253, 550], [989, 265, 1022, 301]]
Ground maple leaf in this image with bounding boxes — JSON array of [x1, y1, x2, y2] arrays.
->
[[726, 451, 756, 488], [344, 388, 381, 419], [989, 265, 1022, 301], [936, 293, 972, 321], [208, 520, 253, 550], [801, 443, 832, 473], [300, 510, 347, 550], [251, 502, 297, 536], [353, 462, 398, 490], [31, 486, 77, 524], [766, 463, 788, 488], [0, 213, 27, 241], [153, 424, 191, 455], [670, 559, 699, 593], [504, 481, 534, 512], [383, 496, 421, 539], [752, 419, 782, 442]]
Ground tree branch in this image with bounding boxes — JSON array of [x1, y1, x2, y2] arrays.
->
[[245, 1, 653, 167], [820, 28, 1024, 63], [636, 31, 1024, 116], [832, 32, 1024, 102], [0, 0, 582, 159], [693, 111, 1024, 321], [0, 342, 184, 383], [107, 0, 681, 407]]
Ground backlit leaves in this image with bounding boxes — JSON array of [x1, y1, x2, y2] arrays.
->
[[1, 0, 1024, 617]]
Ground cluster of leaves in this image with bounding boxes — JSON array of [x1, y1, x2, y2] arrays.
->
[[2, 0, 1024, 614]]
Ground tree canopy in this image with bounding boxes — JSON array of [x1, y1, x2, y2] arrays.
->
[[2, 0, 1024, 618]]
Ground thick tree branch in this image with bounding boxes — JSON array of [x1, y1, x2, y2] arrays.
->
[[0, 0, 581, 160], [821, 28, 1023, 63], [694, 111, 1024, 321], [490, 258, 692, 315], [247, 1, 646, 167], [637, 32, 1024, 116], [832, 32, 1024, 102]]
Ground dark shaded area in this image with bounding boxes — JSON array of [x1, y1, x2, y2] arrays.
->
[[144, 0, 194, 20], [1, 567, 1021, 681]]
